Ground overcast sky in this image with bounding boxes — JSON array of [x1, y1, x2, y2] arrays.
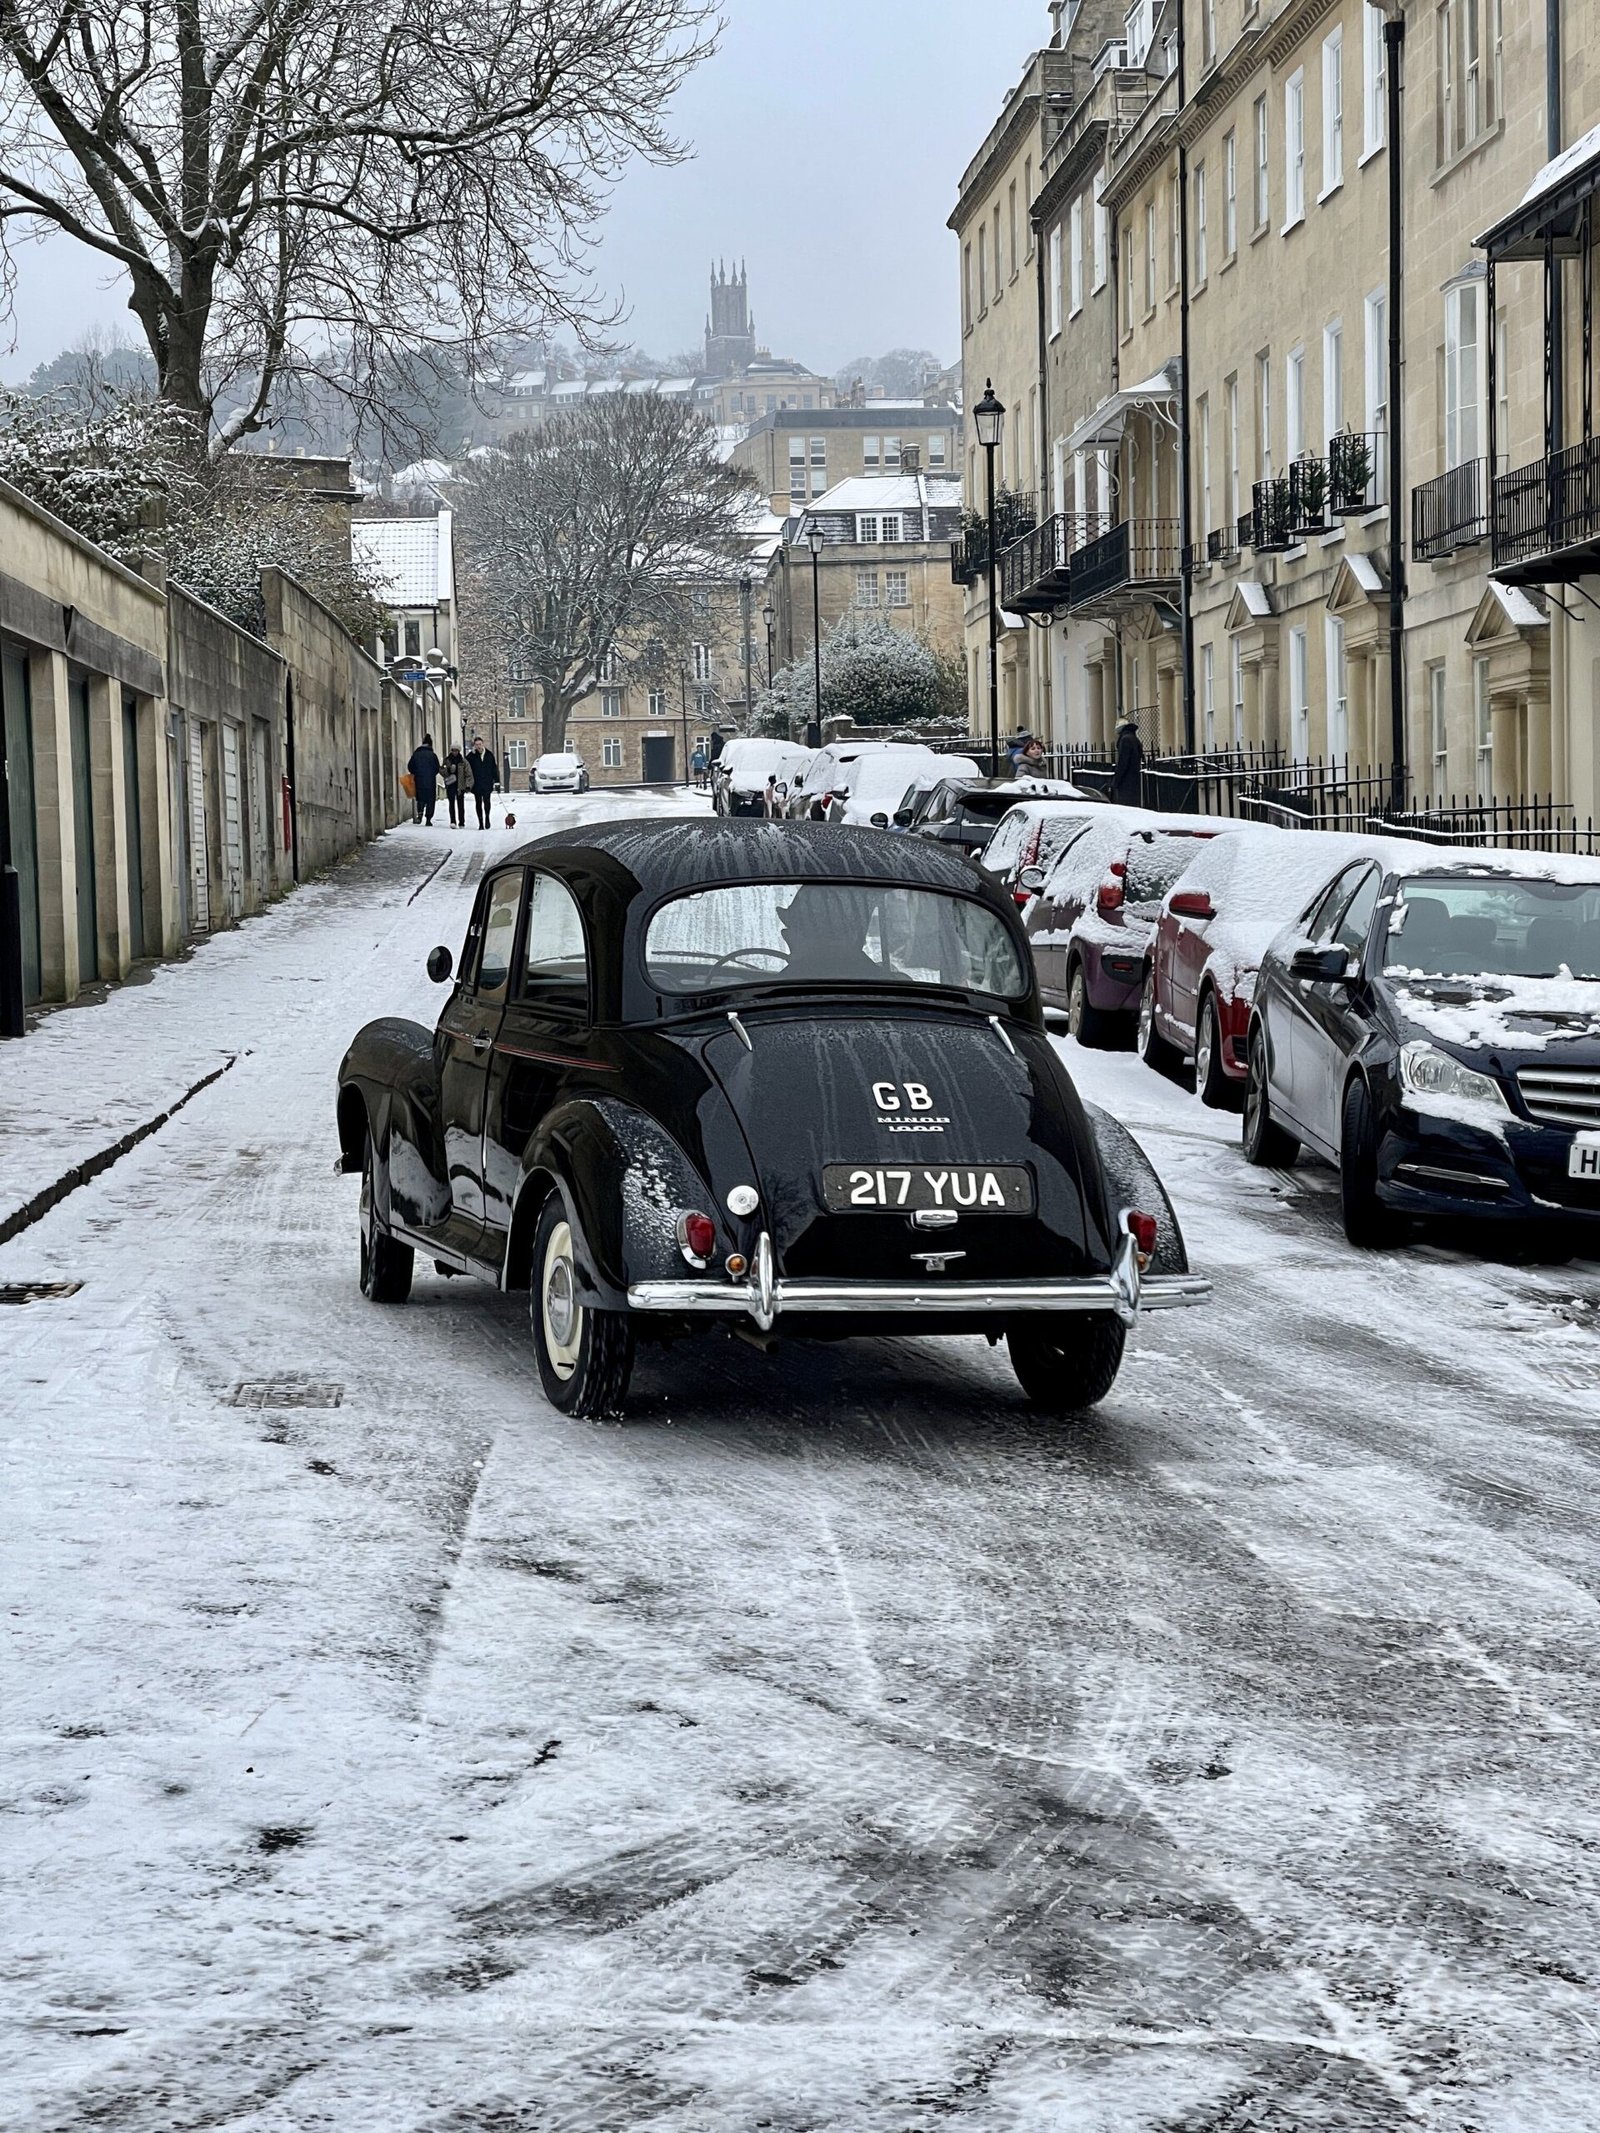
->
[[0, 0, 1044, 382]]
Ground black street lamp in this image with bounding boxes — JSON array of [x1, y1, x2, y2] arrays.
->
[[805, 517, 825, 749], [761, 602, 775, 691], [973, 379, 1006, 776]]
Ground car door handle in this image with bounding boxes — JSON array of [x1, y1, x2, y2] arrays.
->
[[470, 1033, 494, 1054]]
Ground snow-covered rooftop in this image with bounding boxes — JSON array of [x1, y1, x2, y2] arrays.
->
[[351, 512, 454, 609], [804, 475, 963, 516]]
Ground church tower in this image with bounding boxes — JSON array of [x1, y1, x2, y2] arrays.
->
[[704, 261, 757, 380]]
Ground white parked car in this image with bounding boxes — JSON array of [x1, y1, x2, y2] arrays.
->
[[533, 752, 589, 794], [836, 749, 984, 828], [714, 737, 813, 816]]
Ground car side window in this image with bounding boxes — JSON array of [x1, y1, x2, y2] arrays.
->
[[475, 871, 524, 1001], [1306, 865, 1364, 942], [1332, 865, 1382, 961], [522, 872, 589, 1015]]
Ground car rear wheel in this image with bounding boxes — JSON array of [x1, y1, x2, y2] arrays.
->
[[531, 1196, 635, 1418], [1195, 994, 1242, 1111], [1067, 962, 1119, 1050], [1137, 968, 1183, 1076], [1008, 1316, 1127, 1412], [1339, 1079, 1395, 1249], [1242, 1028, 1299, 1168], [359, 1130, 414, 1303]]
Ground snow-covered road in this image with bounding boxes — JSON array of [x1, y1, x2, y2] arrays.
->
[[4, 792, 1599, 2132]]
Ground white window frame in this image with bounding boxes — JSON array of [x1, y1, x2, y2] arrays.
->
[[856, 514, 879, 544], [1198, 393, 1213, 533], [1323, 319, 1344, 440], [1144, 199, 1158, 312], [1289, 625, 1309, 758], [1474, 654, 1493, 798], [1444, 277, 1484, 471], [1050, 223, 1064, 337], [1283, 70, 1306, 228], [1257, 350, 1273, 479], [1287, 346, 1307, 460], [1321, 28, 1344, 197], [1202, 642, 1216, 747], [880, 512, 904, 543], [884, 569, 910, 608], [601, 735, 623, 769], [505, 738, 529, 771], [1429, 662, 1448, 790], [1326, 615, 1348, 757], [1231, 636, 1245, 747], [1363, 0, 1387, 159], [1092, 171, 1109, 289], [1225, 373, 1240, 524], [1069, 197, 1085, 315], [692, 641, 711, 682], [1195, 161, 1208, 282], [855, 568, 880, 608], [600, 689, 623, 718], [884, 438, 902, 471], [1253, 95, 1270, 230], [1223, 130, 1238, 256], [1364, 287, 1388, 497], [1053, 437, 1068, 518], [647, 688, 666, 718]]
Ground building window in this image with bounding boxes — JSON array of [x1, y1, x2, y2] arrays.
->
[[506, 739, 529, 771], [1194, 161, 1208, 282], [857, 514, 878, 543], [811, 436, 827, 494], [1323, 319, 1344, 439], [1123, 225, 1135, 332], [1289, 625, 1309, 758], [855, 568, 881, 607], [692, 642, 711, 682], [1284, 70, 1305, 225], [864, 435, 880, 470], [1202, 641, 1216, 747], [1223, 131, 1238, 257], [1225, 373, 1240, 523], [1144, 200, 1157, 311], [1444, 279, 1483, 470], [1025, 157, 1034, 250], [1069, 199, 1084, 315], [1438, 0, 1502, 163], [1198, 394, 1212, 531], [1256, 350, 1272, 478], [1203, 0, 1217, 63], [403, 618, 422, 656], [1326, 616, 1348, 756], [789, 434, 806, 501], [598, 646, 620, 682], [928, 433, 948, 469], [884, 513, 904, 542], [1286, 347, 1306, 460], [1474, 655, 1493, 796], [1092, 170, 1109, 287], [601, 690, 623, 718], [1364, 287, 1388, 491], [601, 736, 623, 769], [696, 689, 715, 717], [884, 437, 902, 470], [884, 570, 910, 607], [647, 688, 666, 717], [963, 242, 973, 331], [1364, 0, 1387, 154], [1322, 28, 1344, 192], [1429, 662, 1448, 789], [1008, 179, 1019, 280], [1168, 178, 1180, 291], [1231, 637, 1245, 746], [1253, 95, 1269, 230], [977, 222, 988, 311]]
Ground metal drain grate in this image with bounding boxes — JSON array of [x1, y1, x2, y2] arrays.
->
[[226, 1376, 344, 1411], [0, 1281, 83, 1305]]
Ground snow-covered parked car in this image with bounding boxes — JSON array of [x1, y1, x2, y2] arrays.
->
[[833, 749, 982, 829], [1139, 828, 1377, 1105], [978, 796, 1120, 909], [906, 775, 1087, 858], [1244, 848, 1600, 1249], [335, 820, 1208, 1418], [713, 738, 812, 817], [533, 752, 589, 794]]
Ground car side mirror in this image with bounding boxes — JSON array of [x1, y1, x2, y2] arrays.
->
[[1168, 889, 1215, 920], [1018, 865, 1046, 891], [870, 811, 889, 828], [1289, 944, 1354, 983], [893, 808, 913, 826], [427, 945, 454, 984]]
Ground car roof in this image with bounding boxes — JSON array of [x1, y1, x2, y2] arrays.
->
[[507, 816, 996, 897]]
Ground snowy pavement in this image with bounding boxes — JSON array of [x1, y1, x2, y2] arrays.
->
[[3, 791, 1599, 2132]]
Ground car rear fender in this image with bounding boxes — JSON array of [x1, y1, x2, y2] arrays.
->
[[336, 1017, 446, 1227], [504, 1098, 716, 1306], [1080, 1102, 1190, 1276]]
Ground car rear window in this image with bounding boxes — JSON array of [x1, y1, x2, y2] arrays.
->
[[1125, 833, 1215, 909], [644, 881, 1028, 999]]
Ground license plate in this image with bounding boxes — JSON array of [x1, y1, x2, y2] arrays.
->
[[1569, 1133, 1600, 1181], [822, 1164, 1033, 1212]]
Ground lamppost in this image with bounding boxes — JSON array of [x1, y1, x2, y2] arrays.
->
[[805, 517, 825, 749], [762, 602, 776, 691], [973, 379, 1006, 777]]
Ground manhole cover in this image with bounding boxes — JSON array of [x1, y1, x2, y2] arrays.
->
[[0, 1282, 83, 1305], [226, 1377, 344, 1411]]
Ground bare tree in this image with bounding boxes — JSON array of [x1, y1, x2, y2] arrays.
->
[[454, 390, 757, 754], [0, 0, 717, 453]]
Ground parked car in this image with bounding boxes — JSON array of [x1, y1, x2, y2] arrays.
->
[[979, 797, 1125, 910], [906, 775, 1087, 858], [1139, 829, 1374, 1106], [834, 749, 983, 829], [714, 738, 812, 817], [784, 740, 900, 820], [1024, 816, 1237, 1045], [336, 821, 1208, 1417], [1243, 849, 1600, 1248], [533, 752, 589, 794]]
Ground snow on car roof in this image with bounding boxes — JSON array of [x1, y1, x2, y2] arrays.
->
[[513, 817, 1003, 896]]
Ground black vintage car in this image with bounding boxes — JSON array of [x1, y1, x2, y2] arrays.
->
[[1243, 851, 1600, 1248], [336, 822, 1207, 1417]]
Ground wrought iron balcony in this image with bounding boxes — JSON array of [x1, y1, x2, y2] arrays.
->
[[1064, 518, 1181, 613], [1206, 524, 1240, 564], [998, 514, 1110, 614], [1492, 435, 1600, 583], [1328, 429, 1386, 514], [1412, 459, 1488, 561], [1250, 477, 1292, 553], [1287, 455, 1329, 537], [950, 534, 986, 587], [1236, 510, 1254, 553]]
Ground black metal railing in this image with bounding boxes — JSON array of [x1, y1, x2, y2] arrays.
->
[[1206, 524, 1239, 563], [1251, 476, 1292, 552], [1066, 518, 1181, 609], [1236, 510, 1254, 552], [1328, 429, 1386, 514], [1493, 434, 1600, 571], [998, 513, 1111, 610], [1287, 454, 1329, 536], [950, 533, 985, 586], [1413, 460, 1488, 560]]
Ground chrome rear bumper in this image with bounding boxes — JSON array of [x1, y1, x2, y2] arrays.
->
[[628, 1226, 1210, 1332]]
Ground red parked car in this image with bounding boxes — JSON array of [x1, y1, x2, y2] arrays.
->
[[1139, 829, 1376, 1104]]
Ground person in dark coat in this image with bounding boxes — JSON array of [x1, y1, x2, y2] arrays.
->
[[1111, 716, 1145, 807], [707, 727, 725, 764], [407, 735, 441, 825], [467, 739, 498, 828], [442, 745, 467, 828]]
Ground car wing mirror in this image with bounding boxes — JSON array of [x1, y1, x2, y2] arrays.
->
[[1289, 944, 1354, 983], [1168, 889, 1215, 919], [427, 945, 454, 984], [869, 811, 889, 828], [893, 808, 914, 826], [1017, 865, 1047, 891]]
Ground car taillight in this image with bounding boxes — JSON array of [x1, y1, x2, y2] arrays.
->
[[677, 1211, 716, 1265], [1013, 887, 1031, 906], [1096, 877, 1124, 913], [1022, 824, 1042, 865], [1126, 1210, 1158, 1264]]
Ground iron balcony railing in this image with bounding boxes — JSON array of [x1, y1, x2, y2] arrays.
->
[[1251, 476, 1292, 552], [1206, 524, 1240, 564], [998, 513, 1111, 611], [1412, 459, 1488, 560], [1236, 510, 1254, 552], [1493, 434, 1600, 572], [950, 533, 985, 586], [1287, 454, 1329, 536], [1328, 429, 1386, 514], [1065, 518, 1181, 610]]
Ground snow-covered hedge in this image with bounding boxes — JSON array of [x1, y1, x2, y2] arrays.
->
[[753, 614, 968, 739]]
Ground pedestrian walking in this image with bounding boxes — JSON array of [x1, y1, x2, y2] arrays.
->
[[762, 774, 780, 818], [442, 745, 467, 828], [1112, 715, 1146, 807], [407, 735, 441, 826], [467, 738, 498, 828], [707, 727, 725, 766], [1016, 735, 1048, 776], [691, 742, 708, 790]]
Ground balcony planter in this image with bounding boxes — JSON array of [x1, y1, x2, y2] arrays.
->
[[1288, 456, 1328, 537], [1329, 430, 1381, 515], [1251, 477, 1292, 553]]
